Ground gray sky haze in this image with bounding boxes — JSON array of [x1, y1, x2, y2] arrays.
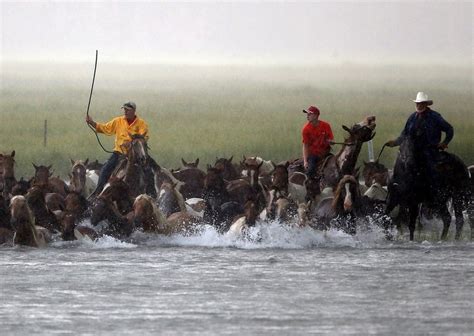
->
[[1, 1, 472, 65]]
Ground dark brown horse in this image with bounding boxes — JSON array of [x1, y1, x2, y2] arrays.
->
[[386, 137, 471, 240], [0, 151, 17, 198], [202, 166, 242, 231], [214, 156, 240, 181], [26, 186, 61, 233]]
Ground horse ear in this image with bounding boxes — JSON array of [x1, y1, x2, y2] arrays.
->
[[369, 132, 376, 140], [11, 150, 15, 157], [47, 165, 52, 171], [68, 173, 72, 179], [33, 163, 38, 170], [242, 155, 246, 162], [207, 164, 212, 170], [195, 158, 199, 166], [228, 156, 233, 163], [271, 161, 277, 169], [181, 158, 187, 166], [84, 158, 89, 166], [258, 161, 264, 169], [342, 125, 352, 134], [70, 159, 75, 166], [285, 161, 290, 169]]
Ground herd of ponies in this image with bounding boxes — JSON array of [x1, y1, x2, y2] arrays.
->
[[1, 116, 473, 248]]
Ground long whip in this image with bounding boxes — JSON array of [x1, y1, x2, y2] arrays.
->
[[86, 50, 113, 154]]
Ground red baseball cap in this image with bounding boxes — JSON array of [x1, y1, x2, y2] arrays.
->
[[302, 105, 320, 115]]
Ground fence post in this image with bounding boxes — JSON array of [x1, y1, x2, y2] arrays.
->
[[44, 120, 47, 147]]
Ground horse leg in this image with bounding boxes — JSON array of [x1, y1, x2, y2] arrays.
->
[[439, 204, 452, 241], [408, 204, 418, 241], [452, 201, 465, 240]]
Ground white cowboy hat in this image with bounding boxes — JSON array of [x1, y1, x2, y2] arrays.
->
[[413, 92, 433, 105]]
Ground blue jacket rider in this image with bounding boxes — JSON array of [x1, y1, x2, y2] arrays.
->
[[386, 92, 453, 188]]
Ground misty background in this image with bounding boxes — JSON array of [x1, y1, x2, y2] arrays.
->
[[1, 1, 472, 65]]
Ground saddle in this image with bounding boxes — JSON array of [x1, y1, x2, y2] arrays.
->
[[312, 153, 334, 181]]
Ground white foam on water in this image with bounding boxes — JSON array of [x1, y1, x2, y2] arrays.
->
[[131, 217, 396, 250]]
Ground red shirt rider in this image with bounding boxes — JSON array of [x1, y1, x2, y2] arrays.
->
[[302, 105, 334, 178]]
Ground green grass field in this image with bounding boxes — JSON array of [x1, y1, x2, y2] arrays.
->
[[1, 62, 472, 179]]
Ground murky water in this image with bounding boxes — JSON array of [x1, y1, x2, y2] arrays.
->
[[1, 222, 473, 335]]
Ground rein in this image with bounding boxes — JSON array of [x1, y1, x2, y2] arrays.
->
[[376, 143, 388, 162], [86, 50, 113, 154]]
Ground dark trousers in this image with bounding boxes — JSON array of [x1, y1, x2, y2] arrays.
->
[[306, 155, 321, 179], [95, 152, 158, 198], [95, 151, 121, 194]]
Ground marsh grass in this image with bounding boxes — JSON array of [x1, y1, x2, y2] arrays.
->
[[1, 62, 472, 179]]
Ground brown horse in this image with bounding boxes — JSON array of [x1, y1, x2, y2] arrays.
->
[[227, 157, 267, 212], [311, 175, 363, 233], [226, 199, 259, 236], [319, 116, 376, 191], [58, 191, 89, 241], [133, 194, 167, 233], [31, 164, 69, 197], [214, 156, 240, 181], [171, 166, 206, 199], [69, 159, 89, 196], [0, 151, 17, 198], [113, 134, 151, 198], [10, 195, 48, 247], [26, 186, 61, 233]]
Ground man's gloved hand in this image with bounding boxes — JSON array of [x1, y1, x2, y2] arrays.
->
[[385, 140, 397, 147], [437, 143, 448, 150]]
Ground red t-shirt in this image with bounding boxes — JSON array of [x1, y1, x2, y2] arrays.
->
[[302, 120, 334, 156]]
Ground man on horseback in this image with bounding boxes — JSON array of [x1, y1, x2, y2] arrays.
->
[[86, 101, 157, 198], [385, 92, 454, 194], [302, 105, 334, 180]]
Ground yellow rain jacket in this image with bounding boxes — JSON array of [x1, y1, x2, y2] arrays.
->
[[95, 116, 149, 154]]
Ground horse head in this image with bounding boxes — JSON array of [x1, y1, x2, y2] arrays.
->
[[133, 194, 166, 232], [332, 175, 361, 214], [0, 151, 16, 179], [123, 133, 148, 166], [69, 159, 88, 194], [32, 164, 53, 185], [11, 177, 30, 196], [362, 160, 389, 187], [214, 156, 239, 181], [243, 157, 264, 187], [271, 162, 289, 191], [342, 116, 376, 144]]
